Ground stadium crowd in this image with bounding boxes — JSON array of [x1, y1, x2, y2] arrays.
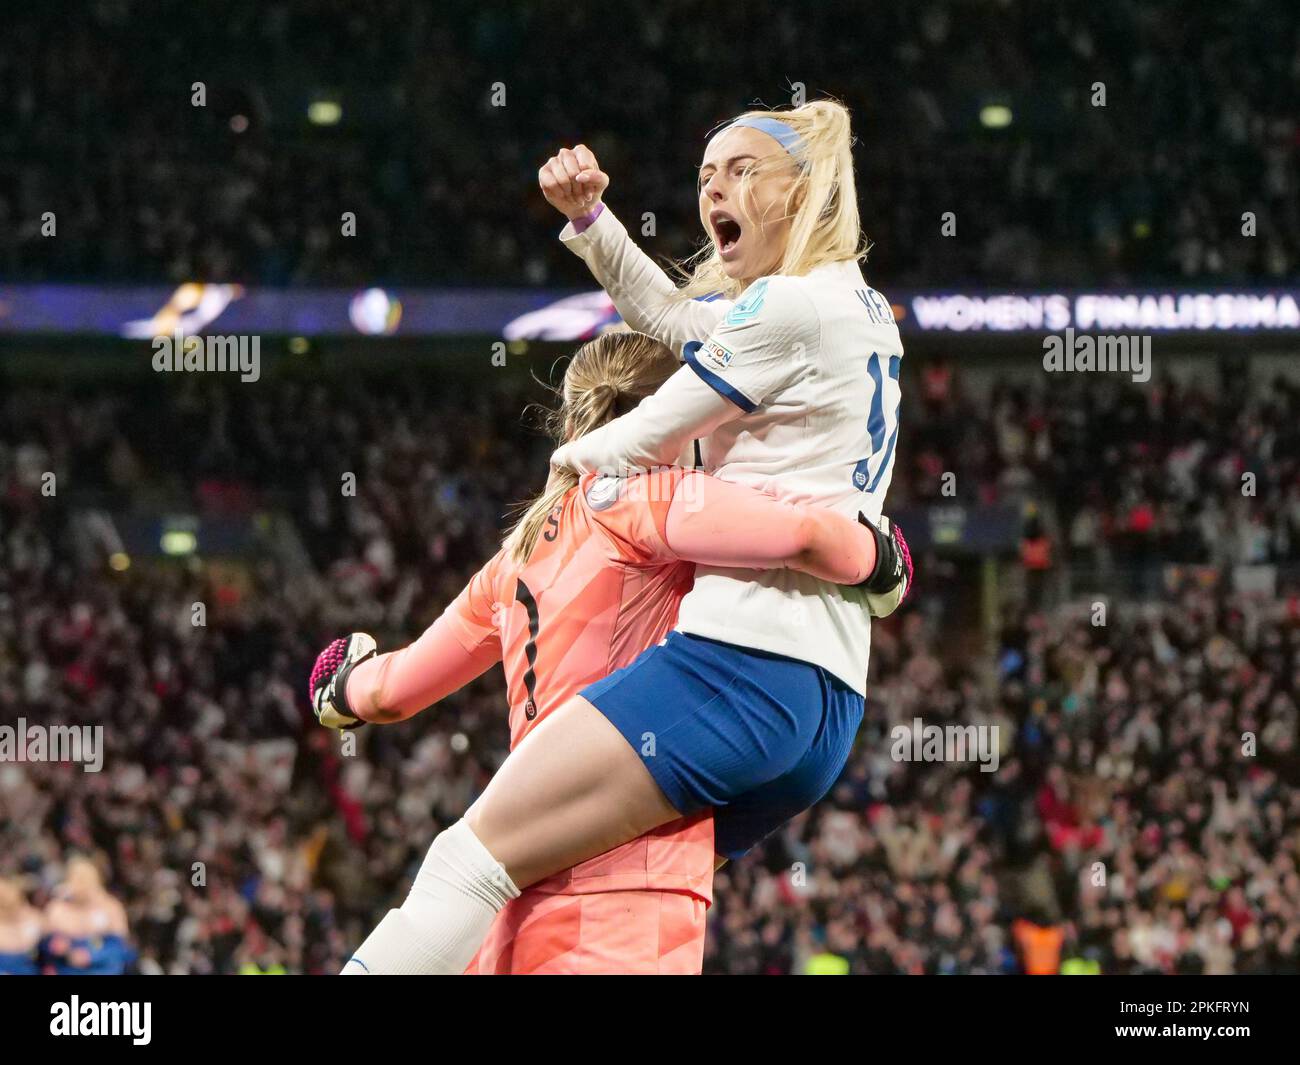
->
[[2, 360, 1296, 974], [898, 360, 1300, 570], [1, 1, 1297, 288]]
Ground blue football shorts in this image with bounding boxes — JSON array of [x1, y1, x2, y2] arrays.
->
[[582, 631, 864, 859]]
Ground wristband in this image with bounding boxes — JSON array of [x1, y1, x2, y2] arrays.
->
[[571, 202, 605, 234]]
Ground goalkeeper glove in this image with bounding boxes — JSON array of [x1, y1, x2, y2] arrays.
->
[[857, 515, 913, 618], [309, 633, 377, 730]]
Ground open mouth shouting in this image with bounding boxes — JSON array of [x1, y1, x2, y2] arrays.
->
[[710, 209, 743, 261]]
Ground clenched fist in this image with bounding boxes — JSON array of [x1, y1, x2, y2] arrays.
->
[[539, 144, 610, 222]]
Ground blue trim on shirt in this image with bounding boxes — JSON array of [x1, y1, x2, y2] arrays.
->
[[683, 341, 758, 413], [868, 414, 900, 492], [866, 353, 886, 453]]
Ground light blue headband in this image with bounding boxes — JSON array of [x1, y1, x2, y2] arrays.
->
[[721, 116, 804, 158]]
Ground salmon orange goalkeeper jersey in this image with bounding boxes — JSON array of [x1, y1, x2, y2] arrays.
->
[[344, 465, 878, 903], [447, 467, 707, 902]]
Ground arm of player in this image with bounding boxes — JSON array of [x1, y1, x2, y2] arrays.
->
[[309, 554, 505, 728], [343, 617, 501, 724], [663, 472, 879, 584], [553, 362, 740, 475], [560, 206, 731, 353], [552, 275, 816, 475], [541, 144, 731, 353]]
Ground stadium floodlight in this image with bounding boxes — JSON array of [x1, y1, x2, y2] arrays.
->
[[308, 100, 342, 126], [159, 530, 197, 556], [980, 104, 1013, 129]]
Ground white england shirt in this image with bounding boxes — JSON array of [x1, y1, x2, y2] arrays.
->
[[554, 208, 903, 694]]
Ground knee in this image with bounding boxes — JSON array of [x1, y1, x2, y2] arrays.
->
[[403, 818, 519, 922]]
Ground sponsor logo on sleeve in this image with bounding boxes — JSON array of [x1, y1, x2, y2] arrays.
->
[[698, 338, 736, 370]]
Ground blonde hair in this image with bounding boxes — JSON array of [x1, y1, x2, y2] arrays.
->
[[678, 98, 867, 300], [60, 855, 105, 899], [504, 331, 679, 564]]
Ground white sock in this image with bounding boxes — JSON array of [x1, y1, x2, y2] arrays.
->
[[342, 819, 520, 975]]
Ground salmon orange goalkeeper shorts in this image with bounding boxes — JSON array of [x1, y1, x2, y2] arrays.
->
[[465, 888, 707, 975]]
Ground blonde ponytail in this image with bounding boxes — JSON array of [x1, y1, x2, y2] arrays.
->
[[504, 332, 679, 564]]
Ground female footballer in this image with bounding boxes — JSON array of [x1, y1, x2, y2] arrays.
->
[[323, 100, 911, 974], [311, 330, 900, 973]]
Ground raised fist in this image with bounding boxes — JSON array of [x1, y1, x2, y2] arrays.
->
[[539, 144, 610, 222]]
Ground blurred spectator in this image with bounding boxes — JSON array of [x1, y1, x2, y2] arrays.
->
[[42, 857, 134, 975], [0, 3, 1296, 289], [1, 362, 1297, 974]]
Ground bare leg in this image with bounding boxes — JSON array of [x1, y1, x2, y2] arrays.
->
[[465, 695, 680, 888], [342, 694, 680, 973]]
